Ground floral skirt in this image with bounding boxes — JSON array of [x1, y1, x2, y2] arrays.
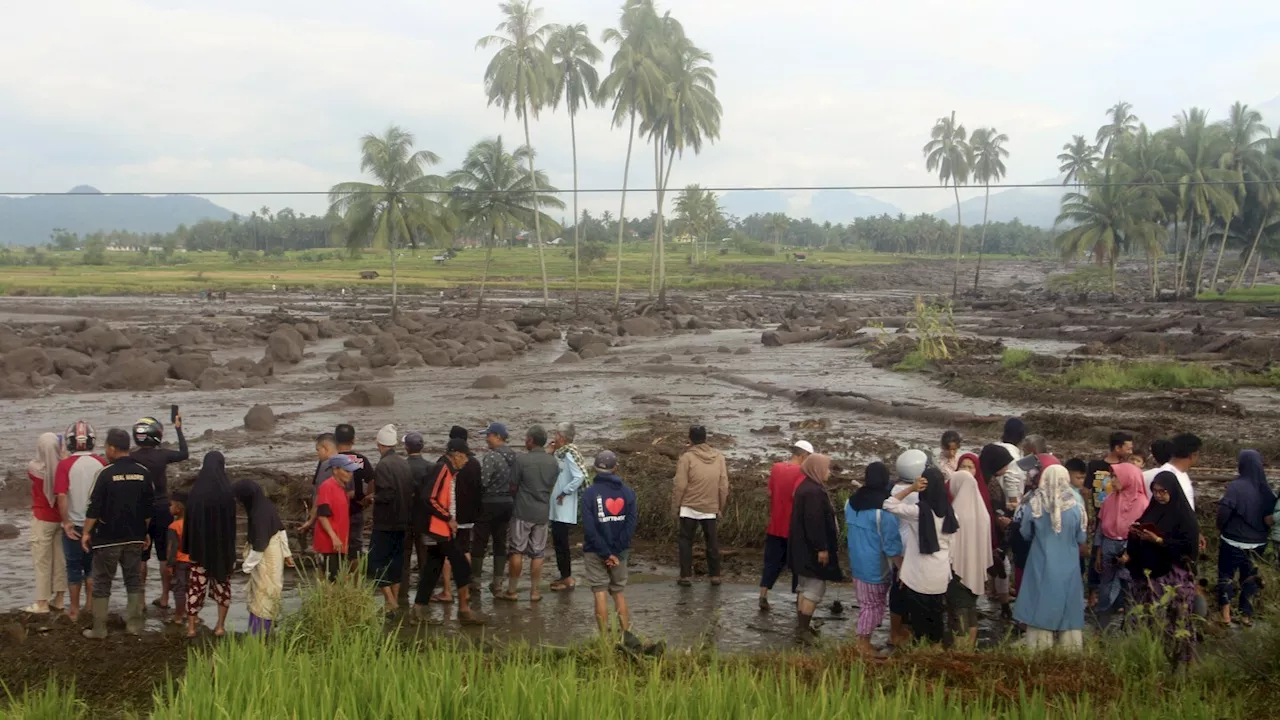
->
[[1130, 564, 1198, 666]]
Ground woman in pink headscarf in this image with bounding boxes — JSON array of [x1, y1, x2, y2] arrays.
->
[[1094, 462, 1149, 612]]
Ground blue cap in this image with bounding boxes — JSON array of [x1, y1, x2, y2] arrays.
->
[[326, 454, 362, 473], [403, 432, 424, 452], [483, 422, 508, 439]]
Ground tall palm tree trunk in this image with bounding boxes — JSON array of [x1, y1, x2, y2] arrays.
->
[[1234, 221, 1267, 289], [570, 102, 581, 315], [1193, 222, 1210, 295], [1170, 216, 1181, 294], [951, 182, 964, 298], [1209, 214, 1234, 291], [1177, 210, 1195, 293], [1250, 246, 1264, 288], [649, 142, 659, 297], [522, 111, 549, 309], [614, 112, 636, 312], [478, 229, 496, 311], [389, 225, 399, 321], [973, 183, 990, 292], [656, 146, 676, 303]]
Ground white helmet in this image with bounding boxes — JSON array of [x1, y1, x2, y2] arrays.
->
[[895, 449, 928, 482]]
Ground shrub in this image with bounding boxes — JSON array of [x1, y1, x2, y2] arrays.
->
[[1001, 348, 1034, 369]]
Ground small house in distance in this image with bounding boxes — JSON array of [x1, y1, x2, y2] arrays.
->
[[359, 270, 380, 280]]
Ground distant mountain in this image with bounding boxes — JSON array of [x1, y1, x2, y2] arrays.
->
[[1259, 95, 1280, 128], [0, 186, 235, 245], [933, 178, 1066, 229], [717, 190, 790, 219], [803, 191, 903, 224]]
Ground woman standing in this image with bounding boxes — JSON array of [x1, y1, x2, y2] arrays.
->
[[233, 479, 290, 636], [1093, 463, 1148, 613], [183, 451, 238, 638], [979, 444, 1015, 610], [1128, 472, 1200, 665], [1216, 450, 1275, 626], [25, 432, 66, 615], [948, 470, 993, 648], [1014, 465, 1087, 650], [884, 467, 958, 647], [845, 462, 902, 657], [788, 454, 843, 643]]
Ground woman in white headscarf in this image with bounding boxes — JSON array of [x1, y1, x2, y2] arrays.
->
[[25, 432, 67, 614], [1013, 465, 1088, 651], [947, 470, 993, 649]]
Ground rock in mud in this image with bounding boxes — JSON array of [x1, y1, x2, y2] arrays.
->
[[265, 329, 303, 364], [171, 325, 211, 348], [341, 384, 395, 407], [400, 350, 425, 368], [578, 346, 606, 360], [452, 352, 480, 367], [423, 350, 452, 367], [47, 347, 98, 376], [344, 336, 370, 350], [196, 367, 244, 391], [620, 317, 661, 337], [530, 328, 560, 343], [734, 347, 752, 355], [96, 357, 168, 391], [74, 326, 132, 354], [472, 374, 508, 389], [338, 369, 374, 382], [554, 351, 582, 364], [0, 523, 19, 539], [651, 354, 673, 363], [717, 346, 733, 354], [168, 353, 214, 383], [243, 404, 276, 432], [4, 347, 53, 375]]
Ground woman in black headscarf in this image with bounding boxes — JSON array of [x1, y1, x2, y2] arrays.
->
[[183, 451, 237, 638], [884, 467, 958, 646], [979, 444, 1015, 613], [233, 479, 290, 636], [1127, 471, 1201, 666]]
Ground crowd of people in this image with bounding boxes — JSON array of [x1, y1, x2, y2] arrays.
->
[[19, 410, 1277, 661]]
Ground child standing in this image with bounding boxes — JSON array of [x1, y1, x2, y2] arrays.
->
[[580, 451, 638, 644], [166, 492, 190, 625]]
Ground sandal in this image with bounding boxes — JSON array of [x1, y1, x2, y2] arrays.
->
[[1240, 616, 1254, 628], [549, 579, 576, 591], [530, 594, 543, 603], [494, 592, 520, 602], [430, 593, 454, 604], [20, 603, 49, 615], [151, 599, 169, 609]]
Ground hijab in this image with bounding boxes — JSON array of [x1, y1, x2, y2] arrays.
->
[[1027, 465, 1083, 535], [917, 467, 959, 555], [959, 451, 999, 548], [979, 444, 1014, 485], [949, 470, 993, 596], [1098, 462, 1150, 541], [1129, 472, 1199, 578], [801, 453, 832, 484], [28, 432, 62, 506], [183, 451, 238, 582], [1220, 449, 1275, 533], [232, 479, 285, 553], [849, 461, 892, 512]]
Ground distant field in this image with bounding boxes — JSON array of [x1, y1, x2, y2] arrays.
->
[[0, 245, 933, 296], [1199, 285, 1280, 303]]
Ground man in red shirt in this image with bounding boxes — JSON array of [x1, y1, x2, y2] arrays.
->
[[313, 455, 357, 581], [759, 440, 813, 611]]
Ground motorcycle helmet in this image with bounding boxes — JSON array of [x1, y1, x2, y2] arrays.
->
[[133, 417, 164, 447], [65, 419, 96, 453]]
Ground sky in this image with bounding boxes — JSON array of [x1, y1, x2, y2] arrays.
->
[[1, 0, 1278, 223]]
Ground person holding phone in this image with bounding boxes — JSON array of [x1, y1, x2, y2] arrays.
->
[[131, 412, 189, 611], [1127, 472, 1200, 664]]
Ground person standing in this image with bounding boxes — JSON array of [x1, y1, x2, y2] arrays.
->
[[995, 418, 1028, 507], [313, 455, 356, 581], [1160, 434, 1202, 510], [788, 454, 843, 644], [81, 428, 154, 639], [1128, 472, 1201, 666], [1142, 439, 1175, 495], [400, 432, 430, 608], [939, 431, 962, 479], [1094, 463, 1148, 613], [232, 479, 289, 635], [1216, 450, 1275, 627], [759, 440, 812, 611], [434, 426, 483, 603], [979, 444, 1015, 613], [473, 423, 518, 595], [415, 438, 483, 624], [548, 422, 588, 592], [948, 470, 993, 649], [165, 492, 190, 627], [884, 467, 958, 647], [845, 462, 902, 658], [25, 432, 67, 615], [500, 426, 560, 602], [54, 420, 104, 622], [672, 426, 730, 587], [887, 449, 928, 648], [334, 424, 373, 570], [580, 450, 638, 639], [131, 414, 188, 612], [182, 451, 238, 639], [1104, 432, 1134, 466], [1014, 465, 1088, 650], [368, 425, 413, 611]]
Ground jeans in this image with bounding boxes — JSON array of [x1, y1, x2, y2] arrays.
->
[[759, 534, 788, 589], [1217, 542, 1263, 618], [63, 527, 93, 586], [677, 517, 721, 578], [415, 536, 471, 605], [471, 503, 512, 585], [91, 543, 144, 599], [551, 521, 575, 580]]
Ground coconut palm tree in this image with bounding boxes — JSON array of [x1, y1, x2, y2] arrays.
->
[[764, 212, 789, 247], [923, 111, 971, 296], [450, 137, 564, 310], [1113, 124, 1174, 296], [1208, 102, 1271, 289], [1233, 136, 1280, 289], [1097, 101, 1139, 163], [328, 126, 454, 320], [674, 184, 722, 263], [969, 127, 1009, 291], [1058, 135, 1100, 192], [547, 22, 603, 313], [1170, 108, 1235, 293], [1056, 167, 1166, 295], [478, 0, 556, 308]]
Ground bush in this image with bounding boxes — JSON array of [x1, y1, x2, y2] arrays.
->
[[1059, 361, 1234, 390], [894, 349, 929, 371], [575, 242, 607, 268], [1001, 348, 1034, 369], [738, 239, 776, 256]]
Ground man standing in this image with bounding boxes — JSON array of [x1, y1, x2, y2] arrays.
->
[[995, 418, 1027, 508], [759, 440, 812, 611], [1104, 432, 1134, 466], [368, 425, 413, 611], [500, 425, 560, 602], [1143, 438, 1174, 495], [131, 414, 188, 611], [400, 432, 430, 607], [314, 455, 356, 581], [474, 423, 518, 595], [82, 428, 154, 639], [432, 426, 483, 603], [672, 425, 730, 587], [1161, 433, 1201, 510], [54, 420, 104, 623], [415, 438, 483, 624], [334, 424, 373, 571], [548, 422, 588, 592], [581, 450, 638, 640]]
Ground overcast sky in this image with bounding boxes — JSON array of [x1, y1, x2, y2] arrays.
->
[[2, 0, 1277, 221]]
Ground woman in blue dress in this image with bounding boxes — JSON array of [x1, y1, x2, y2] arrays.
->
[[1014, 464, 1088, 650]]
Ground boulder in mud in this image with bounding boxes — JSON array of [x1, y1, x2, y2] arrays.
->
[[47, 348, 98, 375], [401, 350, 425, 368], [168, 353, 214, 383], [75, 326, 132, 354], [341, 384, 395, 407], [196, 367, 244, 391], [265, 329, 303, 364], [0, 523, 20, 539], [530, 328, 560, 343], [621, 317, 661, 337], [96, 356, 169, 391], [344, 336, 370, 350], [554, 351, 582, 364], [717, 346, 733, 354], [4, 347, 53, 376], [338, 368, 374, 382], [472, 374, 508, 389], [423, 349, 452, 367], [171, 325, 211, 348], [734, 346, 752, 355], [650, 354, 673, 363], [243, 404, 276, 432], [452, 352, 480, 367]]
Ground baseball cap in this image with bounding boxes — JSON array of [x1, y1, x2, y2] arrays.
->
[[326, 454, 362, 473], [483, 422, 509, 439], [594, 450, 618, 470], [376, 424, 398, 447], [793, 440, 814, 455], [403, 432, 424, 453]]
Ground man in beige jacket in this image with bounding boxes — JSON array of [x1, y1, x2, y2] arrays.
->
[[671, 426, 730, 586]]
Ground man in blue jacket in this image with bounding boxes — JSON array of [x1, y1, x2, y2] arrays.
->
[[581, 450, 637, 640]]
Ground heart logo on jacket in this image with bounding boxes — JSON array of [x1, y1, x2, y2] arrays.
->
[[604, 498, 625, 516]]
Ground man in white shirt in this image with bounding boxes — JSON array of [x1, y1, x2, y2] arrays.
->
[[1157, 433, 1201, 510], [54, 421, 106, 622], [1142, 438, 1175, 495], [996, 418, 1027, 505]]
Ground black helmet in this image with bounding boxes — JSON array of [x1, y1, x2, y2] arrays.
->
[[65, 420, 96, 453], [133, 417, 163, 447]]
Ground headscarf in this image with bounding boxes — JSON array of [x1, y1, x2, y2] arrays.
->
[[948, 470, 993, 596], [1128, 472, 1199, 578], [1098, 462, 1150, 541], [801, 453, 832, 483], [1001, 418, 1027, 446], [917, 467, 959, 555], [28, 432, 62, 506], [979, 444, 1014, 485], [849, 461, 892, 512], [1219, 449, 1276, 534], [1027, 465, 1083, 534], [232, 479, 285, 553], [959, 451, 999, 547], [183, 451, 238, 582], [957, 452, 980, 478]]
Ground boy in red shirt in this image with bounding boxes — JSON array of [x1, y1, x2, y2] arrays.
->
[[759, 440, 813, 611], [314, 455, 357, 581]]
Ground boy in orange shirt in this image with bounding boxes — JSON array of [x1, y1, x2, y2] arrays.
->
[[166, 492, 191, 624]]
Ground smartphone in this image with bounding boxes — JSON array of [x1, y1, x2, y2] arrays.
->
[[170, 404, 179, 423]]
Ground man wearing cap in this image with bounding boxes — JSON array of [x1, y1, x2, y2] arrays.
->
[[500, 425, 561, 602], [368, 424, 413, 610], [672, 425, 730, 587], [414, 438, 483, 625], [314, 455, 358, 581], [474, 423, 519, 595], [759, 440, 813, 611], [580, 450, 638, 641], [430, 426, 483, 603], [399, 431, 429, 607]]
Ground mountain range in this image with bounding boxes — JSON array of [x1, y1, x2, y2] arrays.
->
[[718, 190, 904, 224], [0, 186, 234, 245], [932, 178, 1067, 229]]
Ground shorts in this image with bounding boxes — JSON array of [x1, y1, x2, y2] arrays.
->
[[455, 527, 473, 552], [584, 552, 630, 594], [63, 527, 93, 585], [796, 575, 827, 604], [946, 573, 978, 610], [142, 504, 174, 563], [888, 567, 908, 616], [507, 518, 549, 559]]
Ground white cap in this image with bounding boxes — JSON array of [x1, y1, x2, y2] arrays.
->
[[896, 449, 928, 481], [376, 424, 398, 447], [793, 440, 815, 455]]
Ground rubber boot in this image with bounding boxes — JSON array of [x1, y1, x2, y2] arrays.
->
[[126, 593, 145, 635], [82, 598, 109, 639]]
